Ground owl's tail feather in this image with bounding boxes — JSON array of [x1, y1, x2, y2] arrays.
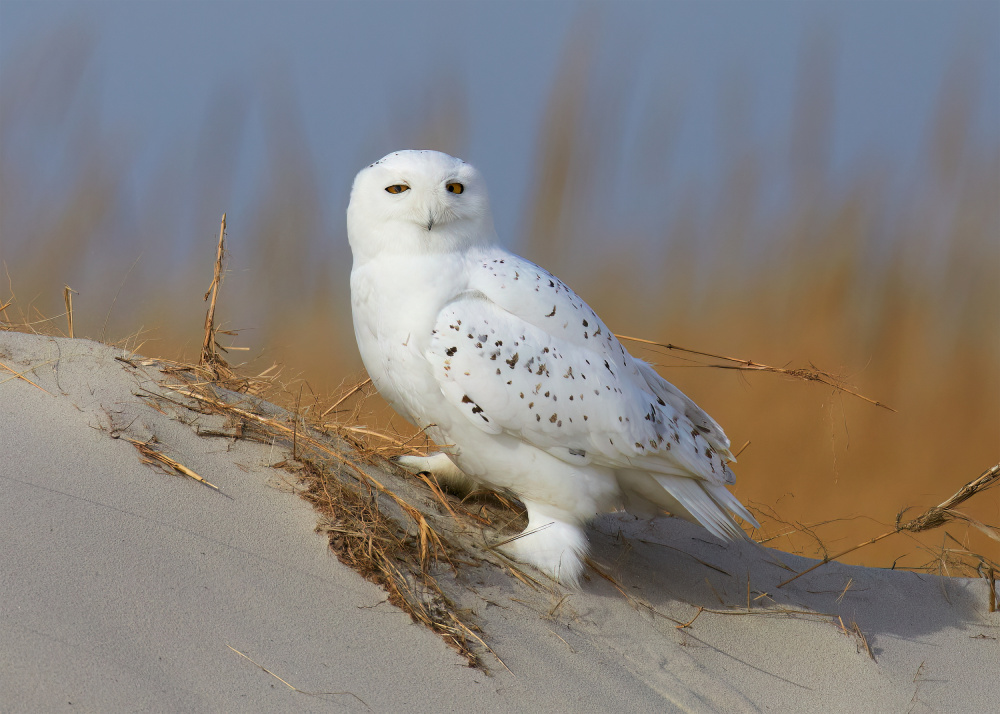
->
[[656, 474, 759, 540], [618, 470, 759, 541]]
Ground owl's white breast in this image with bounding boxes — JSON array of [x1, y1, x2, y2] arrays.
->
[[351, 251, 469, 427]]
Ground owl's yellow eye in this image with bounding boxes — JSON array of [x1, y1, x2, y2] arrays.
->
[[385, 184, 409, 194], [446, 182, 464, 194]]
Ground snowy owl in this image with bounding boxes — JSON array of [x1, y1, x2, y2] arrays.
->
[[348, 150, 758, 585]]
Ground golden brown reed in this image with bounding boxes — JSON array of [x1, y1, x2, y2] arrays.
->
[[2, 29, 997, 577]]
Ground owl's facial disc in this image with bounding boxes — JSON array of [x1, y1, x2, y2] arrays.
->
[[347, 150, 496, 258]]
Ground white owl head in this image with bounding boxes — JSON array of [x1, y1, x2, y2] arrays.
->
[[347, 150, 496, 262]]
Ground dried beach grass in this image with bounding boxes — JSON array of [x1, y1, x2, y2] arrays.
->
[[777, 464, 1000, 588]]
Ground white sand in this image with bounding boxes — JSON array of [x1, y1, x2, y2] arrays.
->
[[1, 332, 996, 712]]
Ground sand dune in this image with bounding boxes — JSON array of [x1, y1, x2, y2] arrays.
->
[[1, 331, 996, 712]]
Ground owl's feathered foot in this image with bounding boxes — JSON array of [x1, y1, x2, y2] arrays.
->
[[495, 506, 588, 586]]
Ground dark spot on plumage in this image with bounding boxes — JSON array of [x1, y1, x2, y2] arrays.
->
[[536, 364, 547, 375], [489, 352, 498, 360], [506, 353, 519, 369], [461, 395, 473, 404], [569, 395, 574, 401], [472, 405, 483, 414], [495, 368, 501, 375], [691, 429, 701, 440], [548, 280, 555, 287], [528, 401, 534, 408], [569, 448, 586, 457], [635, 442, 644, 450], [545, 305, 557, 317], [583, 415, 589, 421], [705, 448, 712, 458], [478, 334, 487, 342], [549, 414, 558, 423], [467, 334, 474, 339], [603, 360, 613, 374], [697, 425, 711, 434], [445, 346, 457, 356], [594, 326, 602, 336], [564, 366, 574, 379], [584, 332, 588, 338], [542, 347, 549, 353], [495, 340, 503, 346], [665, 442, 671, 450], [557, 420, 562, 427], [656, 396, 666, 406], [536, 414, 541, 422]]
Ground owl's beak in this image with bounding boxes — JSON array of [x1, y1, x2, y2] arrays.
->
[[425, 214, 435, 231]]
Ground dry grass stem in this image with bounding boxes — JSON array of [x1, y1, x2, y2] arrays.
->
[[123, 436, 220, 491], [449, 614, 513, 676], [0, 359, 54, 395], [320, 377, 372, 417], [676, 607, 705, 629], [778, 464, 1000, 588], [616, 334, 895, 412], [200, 214, 228, 373], [226, 644, 371, 707], [62, 285, 76, 338]]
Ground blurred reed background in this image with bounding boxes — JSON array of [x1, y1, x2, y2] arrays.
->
[[1, 15, 997, 574]]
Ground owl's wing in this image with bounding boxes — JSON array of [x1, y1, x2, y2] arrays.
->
[[466, 253, 735, 459], [427, 254, 734, 488]]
